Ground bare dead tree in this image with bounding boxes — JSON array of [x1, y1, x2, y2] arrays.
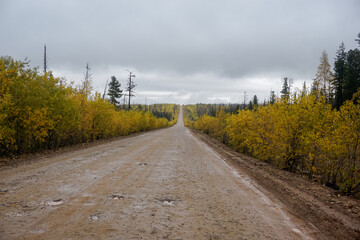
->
[[126, 71, 136, 110], [81, 63, 93, 98], [102, 80, 108, 99], [288, 77, 294, 95], [243, 91, 247, 109]]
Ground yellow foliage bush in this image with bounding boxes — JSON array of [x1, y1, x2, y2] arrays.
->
[[186, 92, 360, 196]]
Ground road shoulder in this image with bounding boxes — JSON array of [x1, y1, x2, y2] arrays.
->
[[189, 128, 360, 240]]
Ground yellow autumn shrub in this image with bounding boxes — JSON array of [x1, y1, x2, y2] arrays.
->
[[186, 91, 360, 195]]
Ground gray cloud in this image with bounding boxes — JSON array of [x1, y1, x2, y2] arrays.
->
[[1, 0, 359, 103]]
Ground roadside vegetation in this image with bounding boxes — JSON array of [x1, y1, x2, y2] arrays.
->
[[184, 36, 360, 197], [184, 92, 360, 197], [0, 56, 178, 157]]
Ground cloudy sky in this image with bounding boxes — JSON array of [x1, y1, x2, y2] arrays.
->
[[1, 0, 359, 104]]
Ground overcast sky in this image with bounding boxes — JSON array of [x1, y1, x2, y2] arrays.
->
[[1, 0, 359, 104]]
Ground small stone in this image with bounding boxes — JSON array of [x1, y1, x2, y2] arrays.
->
[[111, 194, 124, 200], [0, 189, 8, 194], [45, 199, 63, 206]]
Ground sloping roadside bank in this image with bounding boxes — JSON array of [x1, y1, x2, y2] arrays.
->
[[190, 128, 360, 240]]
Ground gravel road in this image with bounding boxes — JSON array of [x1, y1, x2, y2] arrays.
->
[[1, 108, 320, 239]]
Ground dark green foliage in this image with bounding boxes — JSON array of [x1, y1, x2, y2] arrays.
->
[[281, 77, 290, 99], [333, 42, 347, 109], [253, 95, 258, 106], [248, 100, 253, 110], [270, 90, 276, 104], [343, 49, 360, 102], [332, 34, 360, 108], [107, 76, 123, 105]]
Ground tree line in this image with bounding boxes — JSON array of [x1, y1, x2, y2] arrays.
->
[[0, 56, 179, 157]]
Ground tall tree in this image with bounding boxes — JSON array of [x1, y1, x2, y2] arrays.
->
[[333, 42, 347, 109], [126, 71, 136, 110], [281, 77, 290, 100], [102, 80, 108, 99], [243, 91, 247, 109], [43, 44, 48, 73], [248, 100, 253, 110], [253, 95, 258, 106], [81, 63, 92, 98], [343, 48, 360, 101], [107, 76, 123, 106], [269, 90, 276, 104], [314, 50, 334, 103]]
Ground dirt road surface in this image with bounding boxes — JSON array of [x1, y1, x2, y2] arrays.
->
[[0, 108, 358, 239]]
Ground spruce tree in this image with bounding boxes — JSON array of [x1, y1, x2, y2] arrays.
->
[[333, 42, 347, 109], [281, 77, 290, 99], [43, 45, 48, 73], [343, 49, 360, 101], [248, 100, 253, 110], [253, 95, 258, 106], [107, 76, 123, 106], [269, 90, 276, 104]]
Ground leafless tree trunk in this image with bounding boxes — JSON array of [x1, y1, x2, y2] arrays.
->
[[126, 71, 136, 110]]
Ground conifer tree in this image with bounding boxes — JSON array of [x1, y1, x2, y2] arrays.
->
[[248, 100, 253, 110], [333, 42, 347, 109], [43, 44, 48, 73], [107, 76, 123, 106], [343, 48, 360, 101], [281, 77, 290, 100], [253, 95, 258, 106], [314, 50, 334, 103], [269, 90, 276, 104]]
